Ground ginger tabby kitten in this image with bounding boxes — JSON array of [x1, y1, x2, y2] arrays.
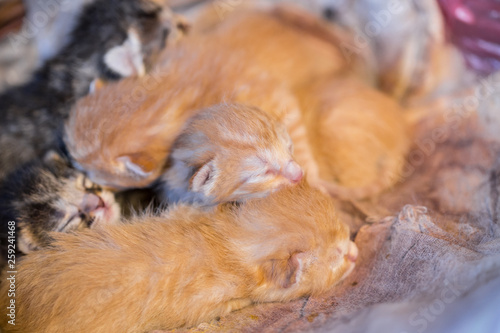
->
[[160, 104, 303, 206], [68, 7, 412, 201], [0, 182, 357, 333], [296, 74, 411, 199], [65, 8, 348, 194]]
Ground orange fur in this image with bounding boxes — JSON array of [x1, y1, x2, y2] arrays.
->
[[160, 104, 303, 206], [296, 75, 411, 199], [65, 9, 349, 192], [68, 8, 410, 201], [0, 183, 357, 332]]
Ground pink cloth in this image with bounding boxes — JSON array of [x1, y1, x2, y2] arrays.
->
[[438, 0, 500, 74]]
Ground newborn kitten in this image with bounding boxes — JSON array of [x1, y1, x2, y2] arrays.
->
[[0, 182, 357, 333], [0, 151, 120, 255], [66, 9, 349, 196], [160, 104, 303, 206], [0, 0, 186, 180], [296, 74, 411, 199]]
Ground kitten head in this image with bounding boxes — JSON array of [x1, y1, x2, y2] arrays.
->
[[233, 182, 357, 301], [129, 0, 190, 69], [65, 75, 172, 190], [0, 152, 120, 254], [162, 104, 304, 206], [69, 0, 189, 80]]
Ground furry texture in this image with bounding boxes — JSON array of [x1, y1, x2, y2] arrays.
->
[[67, 7, 412, 201], [160, 104, 302, 206], [65, 8, 348, 195], [295, 74, 411, 199], [0, 152, 120, 256], [0, 0, 185, 180], [0, 182, 357, 332]]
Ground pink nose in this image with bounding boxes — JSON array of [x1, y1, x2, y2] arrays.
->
[[81, 193, 105, 213], [346, 241, 358, 263], [283, 160, 303, 184]]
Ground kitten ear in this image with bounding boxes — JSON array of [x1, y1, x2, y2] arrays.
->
[[104, 28, 146, 78], [116, 154, 156, 178], [191, 161, 216, 194], [89, 78, 105, 94], [261, 252, 305, 289]]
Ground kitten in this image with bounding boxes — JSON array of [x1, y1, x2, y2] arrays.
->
[[0, 182, 357, 333], [295, 74, 411, 199], [0, 151, 120, 256], [0, 0, 186, 180], [160, 104, 303, 206], [65, 9, 350, 197]]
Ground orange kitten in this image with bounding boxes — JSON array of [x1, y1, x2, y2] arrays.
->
[[296, 75, 411, 199], [0, 182, 357, 333], [65, 9, 349, 194], [160, 104, 303, 206]]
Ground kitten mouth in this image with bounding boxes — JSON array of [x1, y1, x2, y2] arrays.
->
[[89, 196, 106, 214], [82, 193, 106, 213], [83, 192, 120, 225], [89, 194, 111, 217]]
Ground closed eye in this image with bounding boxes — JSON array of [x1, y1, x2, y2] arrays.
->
[[59, 212, 95, 232], [265, 169, 278, 176], [57, 214, 82, 232]]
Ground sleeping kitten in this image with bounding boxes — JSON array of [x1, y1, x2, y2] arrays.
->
[[0, 182, 357, 333], [295, 74, 411, 199], [0, 151, 120, 256], [65, 8, 350, 196], [160, 104, 303, 206], [0, 0, 186, 180]]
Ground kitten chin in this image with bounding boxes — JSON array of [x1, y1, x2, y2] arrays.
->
[[0, 151, 121, 257], [0, 182, 356, 332]]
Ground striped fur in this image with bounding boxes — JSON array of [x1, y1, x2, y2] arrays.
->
[[0, 183, 356, 332], [160, 104, 300, 206], [295, 74, 411, 199], [66, 8, 349, 202]]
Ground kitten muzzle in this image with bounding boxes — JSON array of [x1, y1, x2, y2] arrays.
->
[[283, 160, 303, 184], [346, 241, 358, 263], [81, 193, 105, 214]]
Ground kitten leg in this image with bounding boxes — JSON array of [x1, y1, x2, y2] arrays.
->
[[222, 298, 253, 313]]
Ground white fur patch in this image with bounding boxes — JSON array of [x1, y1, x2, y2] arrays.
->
[[104, 28, 145, 77], [116, 156, 151, 178]]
